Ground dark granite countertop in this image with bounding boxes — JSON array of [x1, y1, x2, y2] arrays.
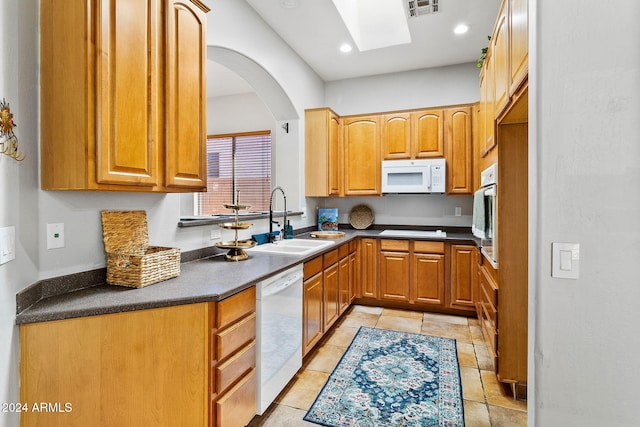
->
[[16, 228, 478, 325]]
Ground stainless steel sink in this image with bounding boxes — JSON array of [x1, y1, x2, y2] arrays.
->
[[246, 238, 335, 256], [378, 229, 447, 238]]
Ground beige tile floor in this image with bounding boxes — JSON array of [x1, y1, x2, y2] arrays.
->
[[249, 305, 527, 427]]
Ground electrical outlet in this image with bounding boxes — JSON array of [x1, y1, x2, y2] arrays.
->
[[46, 223, 65, 249], [210, 229, 221, 240], [455, 207, 462, 217], [0, 226, 16, 264]]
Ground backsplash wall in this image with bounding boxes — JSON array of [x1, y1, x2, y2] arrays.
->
[[316, 195, 473, 228]]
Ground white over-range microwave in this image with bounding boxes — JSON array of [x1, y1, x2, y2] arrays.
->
[[381, 159, 446, 193]]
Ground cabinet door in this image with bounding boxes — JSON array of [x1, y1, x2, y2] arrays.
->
[[445, 107, 473, 194], [382, 112, 411, 159], [165, 0, 208, 189], [303, 272, 323, 356], [379, 250, 410, 302], [343, 116, 381, 195], [323, 263, 340, 330], [348, 251, 358, 304], [411, 109, 444, 158], [20, 304, 209, 426], [449, 245, 478, 311], [480, 50, 497, 160], [328, 112, 342, 195], [95, 0, 160, 187], [493, 0, 510, 117], [412, 253, 445, 305], [339, 257, 350, 314], [359, 238, 378, 298], [509, 0, 528, 94]]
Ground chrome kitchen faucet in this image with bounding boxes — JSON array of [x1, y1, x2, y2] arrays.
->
[[269, 186, 287, 243]]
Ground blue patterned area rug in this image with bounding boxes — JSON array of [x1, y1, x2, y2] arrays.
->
[[304, 326, 464, 427]]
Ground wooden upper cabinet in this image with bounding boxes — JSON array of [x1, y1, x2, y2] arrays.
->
[[95, 0, 160, 187], [445, 106, 473, 195], [342, 115, 381, 195], [165, 0, 209, 189], [493, 0, 510, 118], [411, 109, 444, 158], [305, 108, 342, 196], [479, 47, 497, 159], [382, 112, 412, 159], [509, 0, 528, 95], [40, 0, 209, 192]]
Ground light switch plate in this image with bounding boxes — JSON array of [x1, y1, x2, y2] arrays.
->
[[552, 242, 580, 279], [0, 226, 16, 265], [46, 223, 65, 249]]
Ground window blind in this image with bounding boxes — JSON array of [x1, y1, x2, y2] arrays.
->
[[197, 131, 271, 215]]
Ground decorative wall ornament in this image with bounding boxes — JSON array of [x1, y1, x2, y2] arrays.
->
[[0, 98, 25, 161]]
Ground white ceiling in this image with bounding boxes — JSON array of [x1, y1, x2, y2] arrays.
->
[[208, 0, 501, 97]]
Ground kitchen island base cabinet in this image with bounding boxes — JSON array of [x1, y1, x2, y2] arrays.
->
[[20, 288, 257, 427]]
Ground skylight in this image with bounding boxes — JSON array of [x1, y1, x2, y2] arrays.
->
[[332, 0, 412, 52]]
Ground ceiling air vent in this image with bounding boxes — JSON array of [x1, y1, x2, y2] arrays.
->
[[407, 0, 439, 18]]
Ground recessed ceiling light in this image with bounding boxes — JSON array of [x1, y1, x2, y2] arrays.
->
[[339, 43, 353, 53], [454, 24, 470, 35]]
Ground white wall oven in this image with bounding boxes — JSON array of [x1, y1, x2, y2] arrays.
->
[[473, 163, 498, 267]]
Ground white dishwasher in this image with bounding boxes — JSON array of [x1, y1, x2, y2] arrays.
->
[[256, 264, 303, 415]]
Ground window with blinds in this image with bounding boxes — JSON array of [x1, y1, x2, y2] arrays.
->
[[196, 131, 271, 215]]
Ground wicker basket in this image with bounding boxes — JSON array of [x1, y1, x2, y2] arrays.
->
[[101, 210, 180, 288], [349, 204, 374, 229]]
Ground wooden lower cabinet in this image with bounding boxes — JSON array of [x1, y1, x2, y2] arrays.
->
[[364, 239, 478, 315], [359, 238, 378, 298], [19, 288, 256, 427], [379, 240, 411, 302], [449, 244, 479, 312], [348, 241, 358, 304], [303, 257, 324, 356], [303, 242, 354, 356], [412, 253, 445, 306], [323, 260, 340, 330], [477, 257, 499, 369]]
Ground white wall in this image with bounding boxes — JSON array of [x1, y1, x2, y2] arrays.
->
[[533, 0, 640, 425], [0, 2, 39, 426], [325, 62, 481, 115]]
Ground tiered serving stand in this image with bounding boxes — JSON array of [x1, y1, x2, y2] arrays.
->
[[214, 194, 257, 261]]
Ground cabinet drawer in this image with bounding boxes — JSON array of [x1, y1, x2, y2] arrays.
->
[[380, 239, 409, 251], [339, 243, 349, 258], [323, 249, 339, 267], [480, 266, 498, 307], [213, 312, 256, 362], [214, 368, 256, 427], [213, 340, 256, 397], [414, 241, 444, 254], [304, 256, 323, 279], [349, 240, 357, 253], [215, 287, 256, 329]]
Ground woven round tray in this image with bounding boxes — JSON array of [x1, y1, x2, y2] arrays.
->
[[349, 204, 374, 229]]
